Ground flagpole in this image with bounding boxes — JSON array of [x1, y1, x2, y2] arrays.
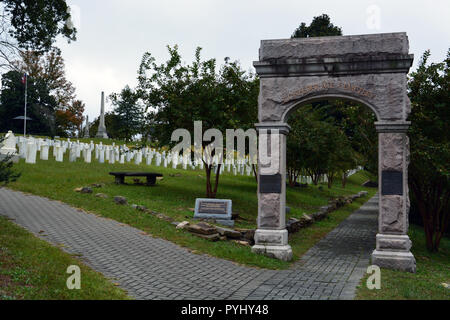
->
[[24, 74, 27, 137]]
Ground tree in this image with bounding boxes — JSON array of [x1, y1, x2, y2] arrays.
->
[[291, 14, 342, 39], [137, 46, 258, 198], [8, 48, 83, 137], [13, 48, 76, 107], [110, 86, 144, 141], [325, 127, 357, 189], [407, 50, 450, 252], [0, 70, 57, 136], [217, 59, 259, 181], [286, 113, 306, 187], [55, 99, 85, 137], [287, 101, 361, 189], [0, 0, 76, 70], [288, 16, 347, 188], [320, 101, 378, 175]]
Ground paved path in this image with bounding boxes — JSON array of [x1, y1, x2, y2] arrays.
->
[[0, 188, 378, 300]]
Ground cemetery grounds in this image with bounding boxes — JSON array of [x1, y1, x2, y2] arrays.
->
[[1, 138, 448, 299]]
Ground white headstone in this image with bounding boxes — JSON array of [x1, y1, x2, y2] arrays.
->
[[99, 148, 105, 163], [40, 142, 49, 160], [105, 146, 110, 161], [56, 145, 64, 162], [84, 146, 91, 163], [69, 147, 77, 162], [135, 151, 142, 165], [109, 149, 115, 164], [18, 140, 27, 159], [146, 153, 152, 165], [25, 140, 37, 164], [126, 151, 133, 162]]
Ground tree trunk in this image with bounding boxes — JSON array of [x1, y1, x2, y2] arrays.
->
[[287, 168, 294, 187], [327, 173, 333, 189], [205, 163, 213, 198], [342, 172, 347, 188], [212, 163, 222, 197], [204, 162, 221, 198], [410, 172, 449, 252], [252, 164, 258, 183], [312, 174, 319, 185]]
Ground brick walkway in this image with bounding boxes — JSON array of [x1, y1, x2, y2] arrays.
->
[[0, 188, 378, 300]]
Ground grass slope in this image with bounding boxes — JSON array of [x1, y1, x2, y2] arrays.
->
[[356, 225, 450, 300], [0, 216, 129, 300]]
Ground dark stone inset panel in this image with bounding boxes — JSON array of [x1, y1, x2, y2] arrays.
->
[[260, 174, 282, 194], [382, 170, 403, 196]]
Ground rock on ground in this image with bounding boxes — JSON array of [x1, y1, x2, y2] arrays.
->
[[114, 196, 128, 205]]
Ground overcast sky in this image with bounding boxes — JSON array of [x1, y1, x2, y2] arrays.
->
[[56, 0, 450, 120]]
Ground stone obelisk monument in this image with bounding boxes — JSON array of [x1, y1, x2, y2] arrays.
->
[[96, 91, 108, 139], [83, 115, 90, 138]]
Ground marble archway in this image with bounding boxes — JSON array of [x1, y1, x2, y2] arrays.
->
[[252, 33, 416, 272]]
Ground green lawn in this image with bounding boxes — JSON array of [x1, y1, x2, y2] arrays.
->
[[356, 225, 450, 300], [0, 215, 129, 300], [6, 154, 376, 269]]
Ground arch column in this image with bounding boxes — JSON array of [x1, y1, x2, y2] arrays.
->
[[372, 121, 416, 272], [251, 122, 293, 261]]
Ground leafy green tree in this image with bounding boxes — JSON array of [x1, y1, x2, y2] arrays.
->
[[0, 70, 57, 136], [291, 14, 342, 38], [321, 101, 378, 175], [137, 46, 258, 198], [325, 127, 358, 189], [286, 116, 305, 187], [0, 0, 76, 69], [110, 86, 144, 141], [407, 50, 450, 252], [287, 106, 352, 187]]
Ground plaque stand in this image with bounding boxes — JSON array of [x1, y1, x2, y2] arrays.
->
[[194, 199, 234, 227]]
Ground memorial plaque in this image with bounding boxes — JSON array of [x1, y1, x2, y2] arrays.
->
[[194, 199, 233, 225], [259, 174, 282, 193], [381, 170, 403, 196], [198, 201, 228, 215]]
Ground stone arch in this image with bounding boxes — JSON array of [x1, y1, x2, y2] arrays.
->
[[251, 32, 416, 272]]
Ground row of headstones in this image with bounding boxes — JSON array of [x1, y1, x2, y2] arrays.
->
[[1, 131, 363, 180], [293, 167, 363, 184], [0, 132, 257, 176]]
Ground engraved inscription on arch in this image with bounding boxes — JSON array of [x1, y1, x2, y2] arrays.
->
[[283, 80, 375, 103]]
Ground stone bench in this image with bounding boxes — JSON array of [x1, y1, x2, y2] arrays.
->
[[109, 172, 163, 186]]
